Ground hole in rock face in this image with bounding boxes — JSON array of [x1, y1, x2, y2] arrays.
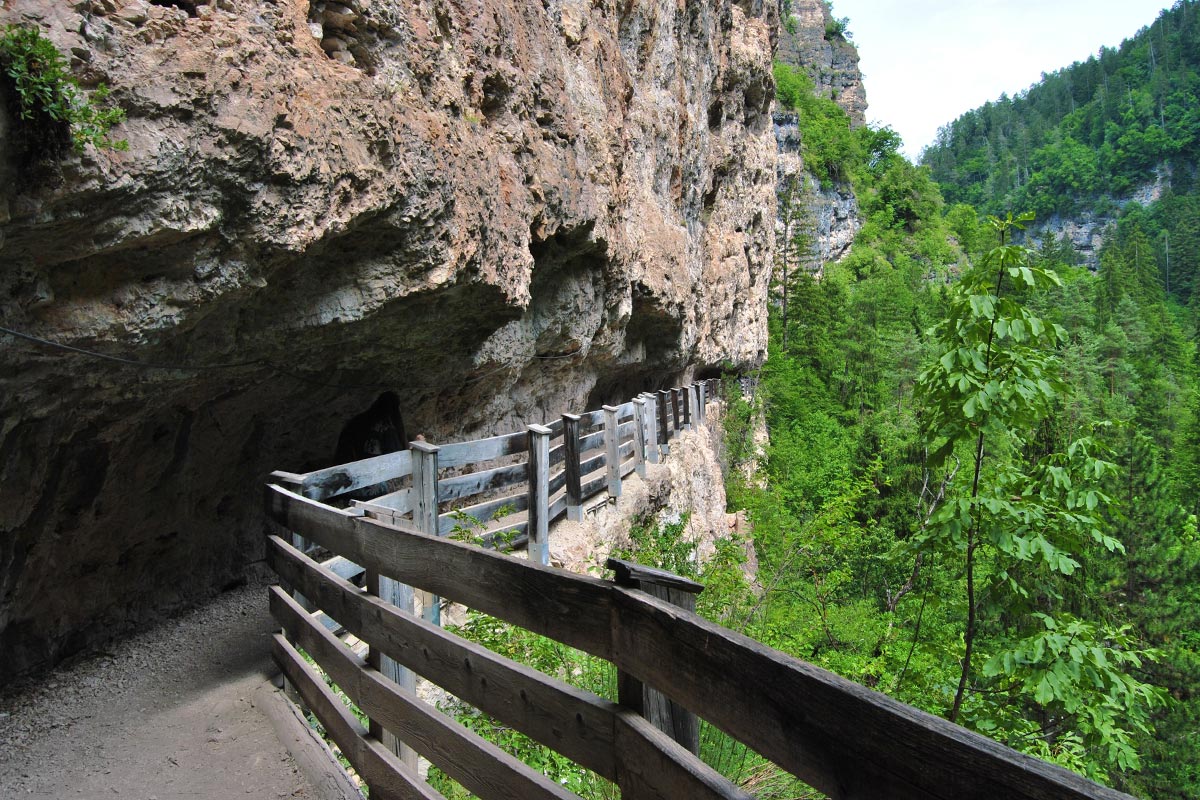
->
[[334, 392, 407, 499], [309, 1, 377, 73], [149, 0, 202, 16]]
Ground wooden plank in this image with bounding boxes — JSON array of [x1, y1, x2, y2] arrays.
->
[[614, 711, 752, 800], [438, 492, 528, 536], [545, 417, 565, 437], [353, 487, 412, 515], [265, 484, 616, 659], [548, 442, 567, 468], [563, 414, 583, 522], [579, 451, 606, 477], [269, 545, 742, 800], [549, 494, 567, 522], [657, 390, 671, 453], [682, 384, 692, 429], [578, 430, 606, 455], [437, 430, 526, 469], [480, 520, 527, 549], [608, 588, 1137, 800], [410, 442, 441, 627], [604, 406, 621, 499], [271, 634, 445, 800], [632, 399, 648, 478], [271, 589, 578, 800], [548, 468, 567, 497], [609, 559, 702, 756], [367, 569, 419, 767], [527, 424, 551, 566], [642, 394, 660, 464], [321, 555, 365, 583], [580, 474, 607, 503], [618, 440, 635, 461], [281, 451, 413, 502], [617, 420, 636, 440], [620, 458, 637, 479], [670, 389, 681, 433], [576, 409, 606, 429], [438, 461, 527, 504], [268, 545, 618, 778]]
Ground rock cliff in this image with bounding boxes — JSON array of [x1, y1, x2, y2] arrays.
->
[[777, 0, 865, 126], [0, 0, 776, 680]]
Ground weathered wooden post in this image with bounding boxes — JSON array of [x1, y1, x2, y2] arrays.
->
[[603, 405, 621, 498], [527, 424, 551, 565], [697, 381, 707, 425], [657, 389, 671, 455], [631, 397, 648, 478], [671, 388, 681, 435], [641, 393, 660, 464], [607, 557, 703, 755], [682, 383, 693, 430], [410, 441, 441, 627], [562, 413, 583, 522]]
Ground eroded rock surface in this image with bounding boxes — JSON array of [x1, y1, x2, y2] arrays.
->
[[0, 0, 776, 680], [777, 0, 866, 126]]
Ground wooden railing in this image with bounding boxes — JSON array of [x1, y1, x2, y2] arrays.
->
[[265, 379, 1132, 799], [264, 482, 1134, 800]]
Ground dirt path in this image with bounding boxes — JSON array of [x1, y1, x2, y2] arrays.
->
[[0, 580, 344, 800]]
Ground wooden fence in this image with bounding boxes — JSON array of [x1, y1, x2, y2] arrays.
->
[[265, 379, 1133, 800]]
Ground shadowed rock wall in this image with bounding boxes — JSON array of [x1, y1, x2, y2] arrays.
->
[[0, 0, 776, 680]]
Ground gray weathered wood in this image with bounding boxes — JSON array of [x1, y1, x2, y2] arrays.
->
[[670, 389, 681, 434], [681, 384, 692, 430], [265, 483, 1132, 800], [352, 486, 412, 516], [272, 591, 576, 800], [436, 430, 526, 469], [548, 468, 567, 497], [578, 429, 606, 455], [271, 449, 413, 502], [321, 555, 365, 583], [269, 540, 746, 800], [272, 635, 446, 800], [527, 424, 551, 566], [438, 492, 528, 536], [614, 711, 752, 800], [608, 587, 1138, 800], [563, 413, 583, 522], [410, 441, 441, 627], [617, 420, 636, 443], [698, 382, 707, 425], [265, 485, 616, 657], [579, 451, 606, 479], [437, 461, 527, 504], [579, 474, 607, 503], [268, 547, 618, 778], [575, 408, 607, 428], [603, 405, 621, 499], [657, 390, 671, 455], [366, 569, 419, 769], [608, 558, 702, 756], [548, 494, 568, 523], [642, 394, 660, 464], [631, 398, 648, 478]]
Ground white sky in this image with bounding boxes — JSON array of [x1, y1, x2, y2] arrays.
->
[[828, 0, 1172, 160]]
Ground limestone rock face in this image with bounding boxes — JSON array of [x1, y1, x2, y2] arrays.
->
[[0, 0, 776, 679], [774, 111, 859, 269], [777, 0, 866, 126]]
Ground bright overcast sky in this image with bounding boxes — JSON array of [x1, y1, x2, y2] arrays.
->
[[829, 0, 1172, 160]]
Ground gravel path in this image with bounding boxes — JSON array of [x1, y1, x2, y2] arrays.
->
[[0, 580, 322, 799]]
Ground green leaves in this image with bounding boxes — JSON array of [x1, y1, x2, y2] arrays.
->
[[0, 24, 127, 154]]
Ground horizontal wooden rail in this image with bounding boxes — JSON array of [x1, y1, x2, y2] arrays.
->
[[266, 482, 1136, 800]]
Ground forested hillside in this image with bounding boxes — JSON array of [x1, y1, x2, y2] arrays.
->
[[737, 13, 1200, 793]]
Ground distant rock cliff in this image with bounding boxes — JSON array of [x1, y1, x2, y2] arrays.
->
[[777, 0, 866, 126], [0, 0, 777, 680], [774, 0, 865, 269]]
